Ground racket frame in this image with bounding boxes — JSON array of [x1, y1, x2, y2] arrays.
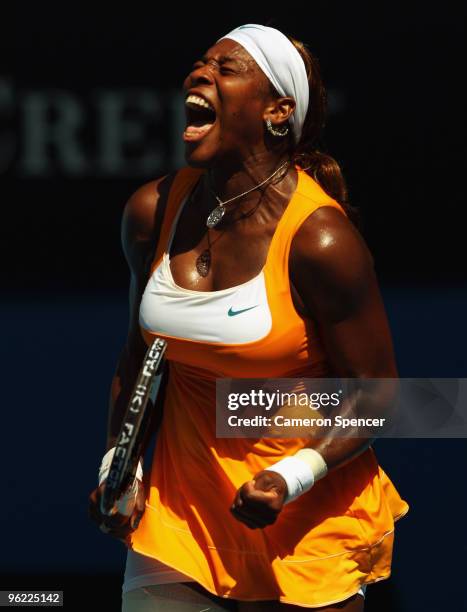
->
[[100, 337, 167, 516]]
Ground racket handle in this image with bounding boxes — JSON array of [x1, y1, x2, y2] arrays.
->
[[114, 477, 139, 516]]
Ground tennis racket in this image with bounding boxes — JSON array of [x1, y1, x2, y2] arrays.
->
[[100, 337, 167, 517]]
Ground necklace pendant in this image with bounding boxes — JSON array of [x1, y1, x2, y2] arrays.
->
[[196, 248, 211, 277], [206, 205, 225, 228]]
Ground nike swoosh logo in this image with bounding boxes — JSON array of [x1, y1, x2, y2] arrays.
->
[[228, 305, 259, 317]]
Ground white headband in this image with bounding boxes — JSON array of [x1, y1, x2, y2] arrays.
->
[[218, 24, 309, 143]]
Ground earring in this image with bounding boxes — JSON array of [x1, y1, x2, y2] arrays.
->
[[266, 118, 289, 137]]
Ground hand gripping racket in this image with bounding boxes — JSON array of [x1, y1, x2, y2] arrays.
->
[[100, 337, 167, 517]]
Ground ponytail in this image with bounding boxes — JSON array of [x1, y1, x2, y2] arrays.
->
[[293, 150, 349, 208], [288, 37, 358, 224]]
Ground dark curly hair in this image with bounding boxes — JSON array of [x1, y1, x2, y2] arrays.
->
[[271, 36, 358, 223]]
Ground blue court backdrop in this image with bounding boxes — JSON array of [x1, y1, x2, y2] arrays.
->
[[2, 3, 467, 611]]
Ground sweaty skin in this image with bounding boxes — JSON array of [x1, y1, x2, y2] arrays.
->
[[88, 37, 395, 611]]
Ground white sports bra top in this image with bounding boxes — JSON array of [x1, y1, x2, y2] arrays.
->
[[139, 193, 273, 345]]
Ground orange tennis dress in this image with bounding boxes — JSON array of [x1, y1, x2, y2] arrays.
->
[[129, 166, 409, 608]]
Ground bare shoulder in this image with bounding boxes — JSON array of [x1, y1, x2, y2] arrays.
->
[[290, 206, 377, 319], [291, 206, 374, 280], [122, 174, 173, 246], [121, 173, 175, 272]]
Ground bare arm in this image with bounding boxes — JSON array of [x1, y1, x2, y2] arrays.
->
[[106, 174, 173, 452], [231, 206, 398, 529], [88, 174, 173, 538], [289, 206, 398, 469]]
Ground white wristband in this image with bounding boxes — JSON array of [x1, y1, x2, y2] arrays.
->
[[115, 477, 140, 516], [98, 447, 144, 487], [265, 448, 328, 504]]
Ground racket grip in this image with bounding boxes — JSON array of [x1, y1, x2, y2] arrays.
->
[[115, 476, 140, 516]]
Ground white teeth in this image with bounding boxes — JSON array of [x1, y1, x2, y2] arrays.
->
[[185, 94, 214, 112]]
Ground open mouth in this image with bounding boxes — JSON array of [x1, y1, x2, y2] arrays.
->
[[183, 94, 217, 143]]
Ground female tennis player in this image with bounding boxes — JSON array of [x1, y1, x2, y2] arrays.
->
[[89, 24, 408, 611]]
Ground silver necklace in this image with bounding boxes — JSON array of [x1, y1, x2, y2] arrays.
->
[[206, 159, 290, 228]]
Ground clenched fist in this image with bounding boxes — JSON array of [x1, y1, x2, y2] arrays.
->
[[230, 470, 288, 529], [88, 478, 146, 545]]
